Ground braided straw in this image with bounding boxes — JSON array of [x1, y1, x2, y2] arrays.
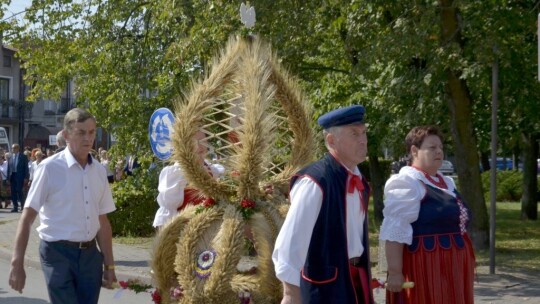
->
[[230, 38, 276, 200], [174, 206, 223, 302], [154, 35, 316, 303], [172, 36, 245, 200], [150, 206, 196, 304], [202, 205, 245, 303]]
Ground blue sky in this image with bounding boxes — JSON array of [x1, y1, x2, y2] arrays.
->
[[4, 0, 31, 21]]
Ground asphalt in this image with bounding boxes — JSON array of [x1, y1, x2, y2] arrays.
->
[[1, 208, 539, 304]]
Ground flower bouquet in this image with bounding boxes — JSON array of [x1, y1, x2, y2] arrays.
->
[[112, 278, 183, 304]]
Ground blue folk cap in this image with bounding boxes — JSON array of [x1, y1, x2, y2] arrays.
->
[[317, 105, 365, 129]]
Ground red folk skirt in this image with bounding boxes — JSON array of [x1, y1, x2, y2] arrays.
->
[[387, 233, 475, 304]]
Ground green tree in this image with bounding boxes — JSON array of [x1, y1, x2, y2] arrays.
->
[[7, 0, 540, 242]]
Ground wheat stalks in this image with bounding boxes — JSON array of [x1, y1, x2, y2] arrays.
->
[[172, 36, 245, 200], [175, 207, 223, 302], [229, 38, 276, 201], [150, 206, 197, 303], [203, 205, 245, 303], [248, 206, 282, 300], [268, 53, 315, 187]]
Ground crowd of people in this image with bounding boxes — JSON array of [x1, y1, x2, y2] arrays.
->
[[0, 135, 131, 212], [6, 106, 475, 304]]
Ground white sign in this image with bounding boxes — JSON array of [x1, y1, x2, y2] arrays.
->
[[49, 135, 57, 146]]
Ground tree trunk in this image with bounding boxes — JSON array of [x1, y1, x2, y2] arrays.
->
[[440, 0, 489, 250], [521, 132, 538, 220], [368, 148, 385, 223]]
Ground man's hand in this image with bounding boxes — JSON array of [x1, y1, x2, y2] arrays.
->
[[281, 282, 301, 304], [102, 269, 117, 289], [9, 263, 26, 293], [9, 208, 37, 294]]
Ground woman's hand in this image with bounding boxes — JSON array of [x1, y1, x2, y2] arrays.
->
[[386, 272, 405, 292]]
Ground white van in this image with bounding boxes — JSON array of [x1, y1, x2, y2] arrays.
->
[[0, 127, 10, 153]]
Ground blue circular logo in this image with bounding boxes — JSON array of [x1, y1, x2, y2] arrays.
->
[[149, 108, 175, 160]]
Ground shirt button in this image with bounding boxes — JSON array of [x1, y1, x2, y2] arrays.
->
[[86, 201, 88, 204], [85, 186, 87, 189], [87, 216, 89, 219]]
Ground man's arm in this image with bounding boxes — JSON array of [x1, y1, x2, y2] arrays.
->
[[9, 207, 38, 293], [281, 282, 301, 304], [96, 214, 116, 288]]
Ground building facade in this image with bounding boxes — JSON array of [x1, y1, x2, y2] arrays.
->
[[0, 44, 109, 154]]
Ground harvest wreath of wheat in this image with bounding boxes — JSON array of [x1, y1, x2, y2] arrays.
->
[[150, 35, 316, 304]]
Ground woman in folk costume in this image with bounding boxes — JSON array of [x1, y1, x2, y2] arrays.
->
[[379, 125, 475, 304], [152, 130, 224, 228]]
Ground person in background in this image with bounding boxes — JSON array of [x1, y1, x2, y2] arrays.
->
[[7, 144, 29, 213], [46, 148, 54, 158], [123, 154, 140, 176], [0, 155, 8, 208], [56, 130, 67, 153], [152, 130, 224, 228], [25, 151, 35, 196], [379, 125, 475, 304], [273, 105, 373, 304], [29, 151, 44, 187], [9, 108, 117, 304], [100, 150, 114, 183], [114, 159, 125, 181]]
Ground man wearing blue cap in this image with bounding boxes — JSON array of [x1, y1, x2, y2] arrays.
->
[[273, 105, 373, 304]]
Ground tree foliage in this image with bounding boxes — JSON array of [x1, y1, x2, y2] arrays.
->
[[3, 0, 539, 239]]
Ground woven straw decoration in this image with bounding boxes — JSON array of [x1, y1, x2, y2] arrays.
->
[[150, 36, 315, 304]]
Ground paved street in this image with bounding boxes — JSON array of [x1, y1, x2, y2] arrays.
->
[[1, 208, 539, 303], [0, 260, 150, 303]]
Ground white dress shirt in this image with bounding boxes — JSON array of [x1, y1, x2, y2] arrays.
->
[[25, 148, 116, 242], [0, 161, 7, 181], [379, 166, 457, 245], [101, 159, 114, 177], [272, 166, 366, 286], [152, 162, 224, 227]]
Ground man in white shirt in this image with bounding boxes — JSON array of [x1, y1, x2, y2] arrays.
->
[[9, 108, 117, 304], [272, 105, 374, 304]]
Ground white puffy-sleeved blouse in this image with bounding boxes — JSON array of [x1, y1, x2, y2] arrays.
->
[[152, 162, 224, 227], [379, 166, 457, 245]]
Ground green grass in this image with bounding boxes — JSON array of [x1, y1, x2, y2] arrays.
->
[[367, 201, 540, 272], [114, 236, 154, 248], [475, 202, 540, 272]]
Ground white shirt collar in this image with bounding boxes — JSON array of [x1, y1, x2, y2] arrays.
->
[[64, 148, 93, 168]]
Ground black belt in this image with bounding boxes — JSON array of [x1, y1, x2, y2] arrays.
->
[[55, 239, 96, 249], [349, 256, 362, 267]]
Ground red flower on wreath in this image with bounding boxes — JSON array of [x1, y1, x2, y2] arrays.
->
[[239, 198, 256, 219], [203, 197, 216, 208], [151, 289, 162, 304], [241, 198, 255, 209]]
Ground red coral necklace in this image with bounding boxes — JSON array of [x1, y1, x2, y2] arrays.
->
[[411, 166, 448, 189]]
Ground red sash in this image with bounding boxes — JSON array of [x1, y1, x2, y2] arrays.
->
[[177, 187, 205, 211]]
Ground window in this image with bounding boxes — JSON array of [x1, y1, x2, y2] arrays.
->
[[0, 78, 9, 101], [3, 55, 11, 67]]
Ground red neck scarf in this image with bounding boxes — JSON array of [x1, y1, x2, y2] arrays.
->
[[411, 165, 448, 189], [348, 174, 364, 194]]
